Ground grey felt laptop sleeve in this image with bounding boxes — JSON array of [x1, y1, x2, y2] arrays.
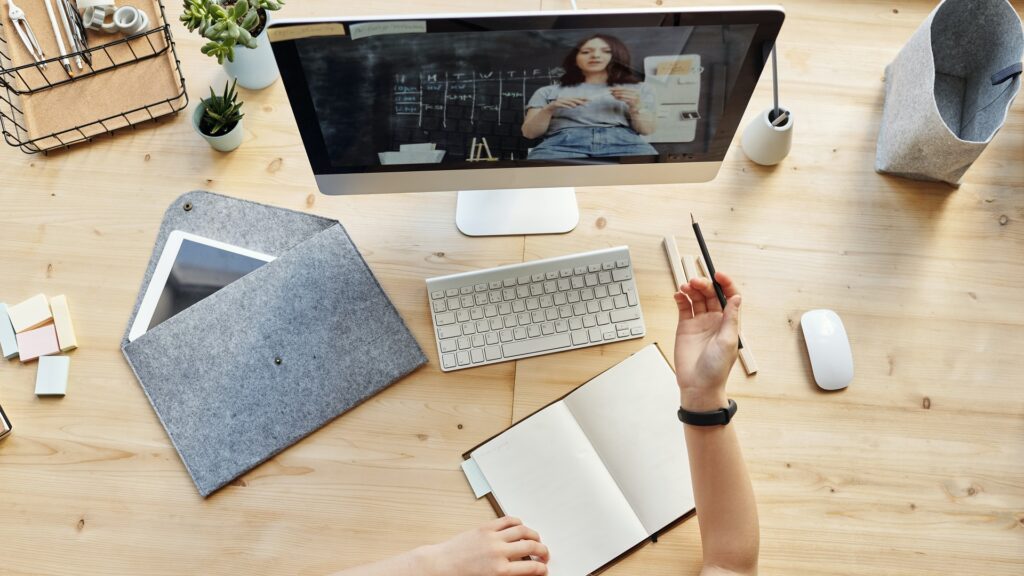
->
[[121, 191, 427, 497]]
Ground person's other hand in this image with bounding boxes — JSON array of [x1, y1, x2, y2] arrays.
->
[[673, 272, 741, 411], [420, 516, 549, 576], [544, 97, 589, 111], [609, 87, 641, 110]]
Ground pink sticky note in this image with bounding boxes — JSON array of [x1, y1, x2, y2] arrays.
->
[[16, 323, 60, 363]]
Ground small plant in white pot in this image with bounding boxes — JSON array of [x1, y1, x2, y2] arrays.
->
[[180, 0, 285, 89], [193, 79, 246, 152]]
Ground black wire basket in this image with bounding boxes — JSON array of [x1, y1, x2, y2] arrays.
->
[[0, 0, 187, 153]]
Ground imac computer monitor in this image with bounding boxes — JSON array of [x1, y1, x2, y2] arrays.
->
[[268, 6, 784, 235]]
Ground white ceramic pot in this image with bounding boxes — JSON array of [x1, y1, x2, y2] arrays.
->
[[193, 103, 244, 152], [223, 13, 280, 90], [741, 107, 793, 166]]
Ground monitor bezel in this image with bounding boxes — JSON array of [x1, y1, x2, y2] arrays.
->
[[269, 6, 785, 194]]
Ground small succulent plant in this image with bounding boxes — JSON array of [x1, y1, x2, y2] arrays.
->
[[199, 79, 244, 136], [181, 0, 285, 64]]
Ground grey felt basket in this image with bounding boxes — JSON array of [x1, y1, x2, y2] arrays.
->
[[122, 191, 427, 497], [876, 0, 1023, 186]]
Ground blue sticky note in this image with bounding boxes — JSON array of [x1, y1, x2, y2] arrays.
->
[[0, 303, 19, 360]]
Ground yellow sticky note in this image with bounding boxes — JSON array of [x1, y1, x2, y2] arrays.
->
[[49, 295, 78, 352], [656, 60, 694, 76], [7, 293, 52, 333]]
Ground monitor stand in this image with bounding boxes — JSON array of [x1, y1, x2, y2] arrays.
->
[[455, 188, 579, 236]]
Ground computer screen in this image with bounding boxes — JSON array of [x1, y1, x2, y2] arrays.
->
[[269, 8, 783, 235]]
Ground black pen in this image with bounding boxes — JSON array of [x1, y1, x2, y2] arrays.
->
[[691, 213, 744, 350]]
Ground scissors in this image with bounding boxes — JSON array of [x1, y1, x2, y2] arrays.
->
[[7, 0, 47, 67]]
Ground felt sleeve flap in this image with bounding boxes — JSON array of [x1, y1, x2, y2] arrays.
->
[[122, 219, 427, 497]]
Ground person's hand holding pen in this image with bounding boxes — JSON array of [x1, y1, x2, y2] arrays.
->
[[543, 97, 589, 111], [673, 272, 742, 411]]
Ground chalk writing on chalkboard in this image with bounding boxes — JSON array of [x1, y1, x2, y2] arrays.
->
[[393, 67, 566, 128]]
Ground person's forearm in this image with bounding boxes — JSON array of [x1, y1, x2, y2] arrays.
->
[[331, 546, 434, 576], [629, 109, 656, 135], [522, 108, 554, 139], [683, 391, 760, 574]]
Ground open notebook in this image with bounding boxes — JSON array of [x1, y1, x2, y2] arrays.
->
[[462, 344, 695, 575]]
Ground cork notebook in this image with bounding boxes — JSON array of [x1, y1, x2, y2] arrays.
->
[[0, 0, 184, 149]]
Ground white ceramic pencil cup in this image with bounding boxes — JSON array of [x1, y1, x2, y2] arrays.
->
[[741, 107, 793, 166]]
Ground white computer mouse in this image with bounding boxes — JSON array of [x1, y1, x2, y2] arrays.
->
[[800, 309, 854, 390]]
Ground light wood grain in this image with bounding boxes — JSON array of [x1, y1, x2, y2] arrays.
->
[[1, 1, 1022, 575]]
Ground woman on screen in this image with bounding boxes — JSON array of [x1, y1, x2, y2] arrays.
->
[[521, 34, 658, 160]]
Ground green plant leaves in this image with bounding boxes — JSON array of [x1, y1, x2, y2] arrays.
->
[[199, 78, 245, 136], [183, 0, 285, 61]]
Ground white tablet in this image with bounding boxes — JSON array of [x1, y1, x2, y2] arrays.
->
[[128, 231, 276, 342]]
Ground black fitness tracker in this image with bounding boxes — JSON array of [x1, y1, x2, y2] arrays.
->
[[677, 399, 737, 426]]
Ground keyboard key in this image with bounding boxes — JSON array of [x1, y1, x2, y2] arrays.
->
[[432, 300, 447, 313], [446, 288, 459, 297], [461, 286, 473, 295], [530, 284, 543, 296], [581, 288, 594, 301], [532, 273, 544, 282], [498, 302, 512, 315], [594, 285, 608, 299], [456, 310, 470, 322], [610, 308, 640, 323], [545, 271, 558, 280], [553, 293, 567, 306], [559, 268, 572, 277], [545, 308, 559, 321], [442, 354, 456, 369], [528, 325, 541, 338], [544, 281, 557, 293], [435, 312, 456, 326], [585, 274, 598, 287], [512, 300, 526, 313], [587, 301, 600, 313], [471, 308, 484, 320], [554, 320, 568, 332], [589, 328, 603, 342], [503, 278, 516, 287], [613, 295, 627, 309], [541, 323, 554, 335], [503, 333, 572, 357], [571, 330, 588, 345], [457, 351, 470, 366], [471, 335, 484, 348], [503, 288, 516, 301], [489, 318, 502, 330], [626, 290, 638, 307], [516, 286, 529, 298], [617, 327, 630, 338], [471, 349, 485, 364], [447, 298, 461, 310], [609, 284, 622, 296], [574, 266, 587, 275], [603, 330, 615, 340], [569, 318, 583, 330], [440, 338, 457, 352], [475, 283, 488, 292], [567, 291, 580, 303], [612, 268, 632, 281], [573, 303, 586, 315], [475, 293, 487, 306], [518, 312, 531, 325], [486, 332, 499, 345], [461, 295, 474, 308], [616, 259, 629, 268], [600, 299, 613, 312], [588, 264, 600, 273], [631, 326, 644, 336], [602, 262, 615, 270], [598, 271, 612, 284], [583, 315, 597, 328], [571, 276, 585, 289], [457, 337, 470, 349], [489, 281, 502, 290], [513, 327, 527, 340], [558, 306, 572, 319], [431, 290, 444, 300], [476, 320, 488, 333], [532, 310, 544, 323], [484, 305, 497, 317], [540, 295, 553, 308], [489, 291, 502, 304], [597, 312, 610, 325], [485, 346, 502, 361], [504, 316, 518, 328], [499, 330, 513, 343], [517, 275, 530, 285]]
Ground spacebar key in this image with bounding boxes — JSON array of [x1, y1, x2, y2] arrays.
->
[[502, 334, 572, 358]]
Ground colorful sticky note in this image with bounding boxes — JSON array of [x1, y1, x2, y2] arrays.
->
[[49, 295, 78, 352], [0, 303, 18, 360], [7, 293, 52, 333], [35, 355, 70, 396], [16, 323, 60, 363]]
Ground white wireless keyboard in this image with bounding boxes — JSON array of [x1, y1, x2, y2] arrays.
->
[[426, 246, 645, 371]]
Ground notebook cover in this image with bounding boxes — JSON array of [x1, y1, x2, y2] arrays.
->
[[122, 191, 427, 497], [463, 343, 694, 575]]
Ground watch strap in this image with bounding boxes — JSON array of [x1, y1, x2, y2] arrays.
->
[[678, 398, 737, 426]]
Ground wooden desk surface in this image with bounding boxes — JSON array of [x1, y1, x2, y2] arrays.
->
[[1, 1, 1021, 574]]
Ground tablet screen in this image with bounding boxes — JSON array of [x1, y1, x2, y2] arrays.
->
[[148, 238, 268, 331]]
